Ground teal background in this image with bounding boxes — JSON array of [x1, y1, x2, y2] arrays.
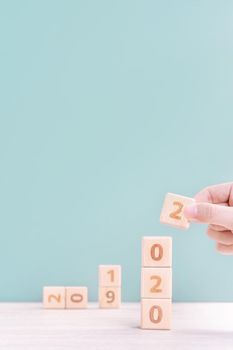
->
[[0, 0, 233, 302]]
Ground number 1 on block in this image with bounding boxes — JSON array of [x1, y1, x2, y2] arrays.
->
[[99, 265, 121, 287]]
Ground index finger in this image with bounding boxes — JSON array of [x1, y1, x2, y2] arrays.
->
[[194, 182, 233, 204]]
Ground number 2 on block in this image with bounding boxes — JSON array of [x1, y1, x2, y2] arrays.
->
[[169, 201, 183, 220], [150, 275, 162, 293]]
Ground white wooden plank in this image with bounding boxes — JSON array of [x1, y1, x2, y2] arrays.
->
[[0, 303, 232, 350]]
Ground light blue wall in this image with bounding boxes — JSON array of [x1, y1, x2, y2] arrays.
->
[[0, 0, 233, 302]]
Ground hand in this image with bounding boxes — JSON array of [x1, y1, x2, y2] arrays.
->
[[184, 183, 233, 254]]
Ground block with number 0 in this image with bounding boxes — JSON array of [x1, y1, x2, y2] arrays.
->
[[66, 287, 88, 309], [142, 236, 172, 267], [141, 236, 172, 330], [160, 192, 195, 229], [141, 298, 172, 330]]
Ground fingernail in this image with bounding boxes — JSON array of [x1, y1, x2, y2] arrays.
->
[[184, 204, 198, 219]]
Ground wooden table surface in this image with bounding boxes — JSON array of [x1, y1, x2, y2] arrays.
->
[[0, 303, 233, 349]]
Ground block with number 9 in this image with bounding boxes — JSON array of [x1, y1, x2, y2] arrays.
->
[[99, 287, 121, 308]]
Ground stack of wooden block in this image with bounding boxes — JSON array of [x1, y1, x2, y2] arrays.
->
[[141, 236, 172, 330], [99, 265, 121, 308]]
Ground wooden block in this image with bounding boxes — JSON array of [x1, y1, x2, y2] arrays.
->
[[141, 267, 172, 299], [43, 286, 66, 309], [66, 287, 88, 309], [141, 298, 172, 330], [160, 192, 195, 229], [99, 287, 121, 308], [142, 236, 172, 267], [99, 265, 121, 287]]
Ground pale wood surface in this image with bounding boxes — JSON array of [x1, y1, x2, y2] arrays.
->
[[0, 303, 233, 349]]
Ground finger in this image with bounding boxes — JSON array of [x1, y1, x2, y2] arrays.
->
[[194, 182, 233, 204], [201, 203, 229, 230], [207, 227, 233, 245], [185, 204, 227, 225], [216, 242, 233, 255], [209, 224, 228, 232], [184, 202, 233, 230]]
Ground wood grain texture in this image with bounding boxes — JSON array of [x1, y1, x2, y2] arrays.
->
[[0, 303, 233, 349]]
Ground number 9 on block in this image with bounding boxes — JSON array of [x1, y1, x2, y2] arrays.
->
[[99, 287, 121, 308]]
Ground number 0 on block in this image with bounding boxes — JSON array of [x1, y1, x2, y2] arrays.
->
[[141, 299, 172, 330], [142, 237, 172, 267]]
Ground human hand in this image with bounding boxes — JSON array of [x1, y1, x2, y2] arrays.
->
[[184, 182, 233, 254]]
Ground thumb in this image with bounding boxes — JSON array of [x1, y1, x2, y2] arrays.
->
[[184, 202, 233, 230]]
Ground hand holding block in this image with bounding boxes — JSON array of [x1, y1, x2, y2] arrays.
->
[[99, 265, 121, 287], [160, 192, 195, 229], [43, 286, 66, 309], [66, 287, 88, 309], [141, 299, 172, 330], [142, 237, 172, 267], [141, 267, 172, 299], [99, 287, 121, 308]]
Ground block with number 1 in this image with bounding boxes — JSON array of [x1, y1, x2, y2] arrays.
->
[[99, 265, 121, 309]]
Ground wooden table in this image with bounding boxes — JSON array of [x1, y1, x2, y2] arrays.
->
[[0, 303, 232, 349]]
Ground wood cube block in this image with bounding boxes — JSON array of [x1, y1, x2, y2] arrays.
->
[[141, 298, 172, 330], [66, 287, 88, 309], [142, 236, 172, 267], [99, 265, 121, 287], [43, 286, 66, 309], [99, 287, 121, 308], [141, 267, 172, 299], [160, 192, 195, 229]]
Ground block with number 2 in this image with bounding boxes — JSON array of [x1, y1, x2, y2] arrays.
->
[[141, 237, 172, 330], [160, 192, 195, 229]]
